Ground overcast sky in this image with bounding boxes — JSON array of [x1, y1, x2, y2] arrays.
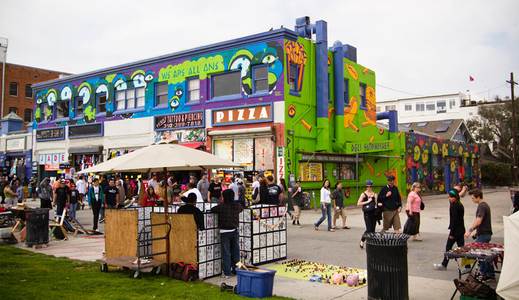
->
[[1, 0, 518, 101]]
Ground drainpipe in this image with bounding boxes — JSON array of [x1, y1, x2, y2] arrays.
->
[[332, 41, 345, 151], [376, 110, 399, 132]]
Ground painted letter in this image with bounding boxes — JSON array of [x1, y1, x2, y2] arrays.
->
[[259, 106, 268, 119], [216, 111, 224, 123], [228, 110, 233, 121], [237, 109, 245, 121], [248, 108, 255, 120]]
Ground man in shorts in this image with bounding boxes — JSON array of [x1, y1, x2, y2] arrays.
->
[[377, 175, 402, 232]]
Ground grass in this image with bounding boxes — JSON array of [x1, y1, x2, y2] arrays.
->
[[0, 245, 289, 300]]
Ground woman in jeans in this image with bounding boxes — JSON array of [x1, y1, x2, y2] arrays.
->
[[291, 182, 303, 226], [357, 180, 379, 248], [314, 179, 334, 232], [406, 182, 423, 241]]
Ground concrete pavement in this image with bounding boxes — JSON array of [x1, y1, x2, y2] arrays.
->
[[14, 187, 510, 299]]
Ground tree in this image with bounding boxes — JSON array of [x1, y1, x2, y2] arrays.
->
[[466, 99, 519, 162]]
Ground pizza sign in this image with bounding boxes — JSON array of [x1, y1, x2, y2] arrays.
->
[[212, 104, 272, 126]]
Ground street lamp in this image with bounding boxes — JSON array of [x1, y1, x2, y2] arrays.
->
[[0, 37, 8, 118]]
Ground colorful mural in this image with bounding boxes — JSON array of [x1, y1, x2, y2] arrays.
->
[[33, 40, 284, 128]]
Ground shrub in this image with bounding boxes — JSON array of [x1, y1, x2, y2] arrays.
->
[[481, 162, 513, 186]]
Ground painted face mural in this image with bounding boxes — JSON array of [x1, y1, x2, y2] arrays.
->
[[170, 86, 183, 110]]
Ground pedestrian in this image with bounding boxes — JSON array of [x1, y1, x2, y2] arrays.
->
[[314, 179, 333, 232], [210, 189, 243, 278], [29, 177, 38, 201], [377, 175, 402, 233], [197, 174, 210, 202], [208, 176, 223, 203], [454, 183, 468, 198], [87, 178, 104, 232], [433, 189, 465, 270], [465, 189, 495, 280], [38, 178, 53, 209], [142, 186, 160, 207], [178, 193, 205, 230], [405, 182, 423, 241], [182, 182, 204, 203], [279, 178, 288, 206], [148, 173, 159, 191], [264, 175, 283, 205], [116, 179, 126, 208], [357, 179, 379, 249], [332, 182, 350, 230], [252, 175, 261, 198], [15, 179, 24, 203], [104, 178, 119, 216], [253, 177, 269, 204], [237, 178, 246, 207], [0, 176, 7, 204], [3, 181, 17, 208], [229, 177, 240, 203], [53, 179, 70, 217], [291, 181, 303, 226], [76, 175, 87, 210], [69, 183, 79, 220]]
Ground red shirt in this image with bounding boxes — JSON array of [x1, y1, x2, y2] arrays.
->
[[142, 192, 159, 207]]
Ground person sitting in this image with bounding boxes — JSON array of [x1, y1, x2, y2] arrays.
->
[[142, 186, 159, 207], [177, 193, 205, 230]]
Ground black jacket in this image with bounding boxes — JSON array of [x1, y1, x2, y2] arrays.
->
[[178, 204, 205, 230], [377, 185, 402, 211], [448, 201, 465, 237], [210, 202, 243, 230]]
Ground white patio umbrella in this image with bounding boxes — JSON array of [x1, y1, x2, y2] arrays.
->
[[78, 142, 240, 174], [496, 212, 519, 300]]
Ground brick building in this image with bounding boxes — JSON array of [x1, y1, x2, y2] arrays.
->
[[0, 63, 69, 122]]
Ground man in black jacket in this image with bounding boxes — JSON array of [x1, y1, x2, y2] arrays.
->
[[434, 189, 465, 270], [178, 193, 205, 230], [211, 189, 243, 278], [377, 175, 402, 232]]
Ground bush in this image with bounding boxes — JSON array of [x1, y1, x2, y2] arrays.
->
[[481, 162, 513, 186]]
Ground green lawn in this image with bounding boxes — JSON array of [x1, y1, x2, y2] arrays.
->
[[0, 245, 289, 300]]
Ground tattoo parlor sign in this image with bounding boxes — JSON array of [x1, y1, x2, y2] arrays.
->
[[154, 111, 205, 131], [212, 104, 272, 126]]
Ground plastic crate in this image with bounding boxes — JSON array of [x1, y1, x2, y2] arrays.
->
[[236, 268, 276, 298]]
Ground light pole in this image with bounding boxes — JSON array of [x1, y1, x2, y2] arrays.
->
[[507, 72, 518, 186], [0, 37, 8, 118]]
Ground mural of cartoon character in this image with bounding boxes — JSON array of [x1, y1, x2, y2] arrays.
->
[[170, 86, 183, 110], [362, 86, 377, 127], [344, 96, 359, 132]]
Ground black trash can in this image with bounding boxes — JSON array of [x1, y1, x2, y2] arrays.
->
[[25, 208, 50, 247], [365, 232, 410, 300]]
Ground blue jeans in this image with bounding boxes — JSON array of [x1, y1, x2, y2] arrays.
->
[[315, 203, 332, 230], [476, 234, 495, 277], [220, 230, 240, 276], [69, 203, 77, 220]]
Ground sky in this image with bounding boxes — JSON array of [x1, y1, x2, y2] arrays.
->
[[1, 0, 518, 101]]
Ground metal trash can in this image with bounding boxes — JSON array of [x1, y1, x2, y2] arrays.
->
[[25, 208, 50, 247], [365, 232, 410, 300]]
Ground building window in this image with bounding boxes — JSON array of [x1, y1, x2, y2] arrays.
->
[[288, 63, 299, 93], [416, 103, 425, 111], [57, 100, 69, 118], [24, 109, 32, 122], [212, 71, 241, 98], [426, 102, 435, 111], [385, 105, 396, 111], [405, 104, 412, 111], [25, 84, 32, 98], [9, 82, 18, 96], [359, 83, 367, 109], [155, 82, 168, 106], [75, 96, 84, 117], [187, 78, 201, 102], [8, 107, 17, 114], [437, 100, 446, 113], [96, 93, 107, 113], [344, 79, 349, 106], [115, 87, 145, 110], [449, 99, 456, 109], [41, 103, 52, 121], [252, 66, 268, 94]]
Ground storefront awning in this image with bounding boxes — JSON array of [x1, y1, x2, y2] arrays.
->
[[68, 146, 103, 154], [180, 142, 205, 149]]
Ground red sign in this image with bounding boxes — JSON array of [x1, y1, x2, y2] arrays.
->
[[212, 104, 272, 126]]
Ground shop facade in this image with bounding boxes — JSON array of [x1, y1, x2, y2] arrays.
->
[[0, 113, 34, 182]]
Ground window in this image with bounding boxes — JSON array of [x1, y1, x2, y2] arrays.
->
[[115, 87, 145, 110], [385, 105, 396, 111], [155, 82, 168, 106], [25, 84, 32, 98], [359, 83, 367, 109], [288, 63, 299, 92], [437, 100, 446, 113], [449, 99, 456, 109], [405, 104, 412, 111], [426, 102, 435, 111], [187, 78, 200, 102], [337, 163, 356, 180], [97, 93, 107, 113], [416, 103, 425, 111], [252, 66, 268, 94], [24, 109, 32, 122], [212, 71, 241, 98], [8, 107, 17, 114], [9, 82, 18, 96], [344, 79, 349, 106], [57, 100, 69, 118], [75, 96, 84, 117]]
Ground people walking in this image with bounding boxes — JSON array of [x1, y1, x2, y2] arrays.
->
[[76, 175, 87, 210], [87, 178, 105, 232], [265, 175, 283, 205], [38, 178, 53, 209], [53, 179, 70, 217], [377, 175, 402, 233], [314, 179, 333, 232], [405, 182, 423, 241], [69, 183, 79, 220], [253, 177, 269, 204], [208, 176, 223, 203], [291, 182, 303, 226], [332, 182, 350, 229], [433, 189, 465, 270], [465, 189, 495, 280], [197, 174, 210, 203], [211, 189, 243, 278], [358, 180, 379, 249]]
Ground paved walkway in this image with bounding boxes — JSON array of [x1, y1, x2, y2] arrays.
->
[[14, 187, 510, 299]]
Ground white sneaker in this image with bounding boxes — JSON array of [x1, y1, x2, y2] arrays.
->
[[433, 263, 446, 270]]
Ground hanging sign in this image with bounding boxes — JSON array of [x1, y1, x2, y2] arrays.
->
[[212, 104, 272, 126], [345, 141, 393, 154]]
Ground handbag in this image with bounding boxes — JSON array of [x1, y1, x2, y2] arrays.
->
[[420, 201, 425, 210], [362, 193, 376, 213]]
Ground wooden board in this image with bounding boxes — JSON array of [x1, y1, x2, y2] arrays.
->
[[151, 213, 197, 264], [105, 210, 138, 259]]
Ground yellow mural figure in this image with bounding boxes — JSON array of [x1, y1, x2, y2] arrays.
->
[[362, 86, 377, 127], [344, 96, 359, 132]]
